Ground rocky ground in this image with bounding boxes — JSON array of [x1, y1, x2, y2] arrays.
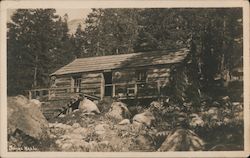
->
[[7, 95, 244, 152]]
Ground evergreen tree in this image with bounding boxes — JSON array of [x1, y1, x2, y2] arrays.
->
[[8, 8, 242, 98], [7, 9, 73, 95], [83, 8, 139, 56], [51, 14, 74, 72], [72, 24, 87, 58]]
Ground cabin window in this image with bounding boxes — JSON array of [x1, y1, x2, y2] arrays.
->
[[50, 76, 56, 87], [136, 70, 147, 82], [72, 76, 82, 93]]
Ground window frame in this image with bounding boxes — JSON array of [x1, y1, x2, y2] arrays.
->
[[72, 75, 82, 93], [136, 69, 147, 82]]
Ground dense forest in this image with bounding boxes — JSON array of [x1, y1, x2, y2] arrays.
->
[[7, 8, 243, 96]]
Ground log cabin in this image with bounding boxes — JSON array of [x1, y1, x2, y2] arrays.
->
[[49, 48, 189, 100]]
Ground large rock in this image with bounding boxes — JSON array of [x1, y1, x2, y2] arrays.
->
[[132, 111, 155, 127], [148, 101, 163, 111], [118, 119, 131, 125], [105, 101, 131, 122], [7, 95, 48, 140], [158, 128, 205, 151], [189, 113, 204, 128], [78, 98, 100, 114], [95, 124, 108, 135], [30, 99, 42, 107], [132, 134, 155, 151], [207, 107, 220, 115]]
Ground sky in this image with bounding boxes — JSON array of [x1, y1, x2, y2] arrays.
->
[[7, 9, 92, 34], [7, 8, 92, 22], [56, 9, 91, 21]]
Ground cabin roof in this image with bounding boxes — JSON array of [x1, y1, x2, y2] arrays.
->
[[51, 48, 189, 76]]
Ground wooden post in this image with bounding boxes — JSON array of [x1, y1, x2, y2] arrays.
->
[[112, 84, 116, 97], [48, 89, 51, 100], [134, 83, 138, 97], [39, 90, 43, 98], [157, 81, 161, 96], [71, 77, 74, 93], [100, 74, 104, 100], [28, 91, 32, 100]]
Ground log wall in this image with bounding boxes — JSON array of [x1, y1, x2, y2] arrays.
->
[[52, 72, 102, 99], [147, 67, 171, 88], [112, 69, 136, 83], [81, 73, 102, 98], [51, 65, 174, 100], [112, 65, 172, 97], [52, 76, 72, 98]]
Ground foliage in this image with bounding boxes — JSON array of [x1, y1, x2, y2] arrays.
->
[[7, 9, 74, 95], [76, 8, 139, 56], [192, 102, 244, 150], [76, 8, 242, 107], [7, 8, 243, 97]]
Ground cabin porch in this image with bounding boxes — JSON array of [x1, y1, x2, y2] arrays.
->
[[104, 82, 160, 100], [27, 81, 162, 101]]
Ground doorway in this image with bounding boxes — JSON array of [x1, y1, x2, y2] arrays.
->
[[103, 72, 112, 96]]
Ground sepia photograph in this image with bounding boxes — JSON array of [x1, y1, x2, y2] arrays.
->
[[0, 0, 249, 157]]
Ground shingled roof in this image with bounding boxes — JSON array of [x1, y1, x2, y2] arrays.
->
[[51, 48, 189, 76]]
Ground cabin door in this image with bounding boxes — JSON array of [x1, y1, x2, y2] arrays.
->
[[103, 72, 112, 96]]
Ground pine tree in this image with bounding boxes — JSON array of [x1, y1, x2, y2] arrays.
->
[[83, 8, 139, 56], [72, 24, 87, 58], [7, 9, 73, 95]]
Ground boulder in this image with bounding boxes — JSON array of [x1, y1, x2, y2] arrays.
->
[[233, 111, 243, 122], [13, 95, 29, 106], [30, 99, 41, 108], [132, 111, 155, 127], [95, 124, 109, 135], [72, 123, 81, 128], [149, 101, 162, 111], [105, 101, 131, 122], [232, 102, 243, 112], [78, 98, 100, 114], [189, 113, 204, 128], [7, 96, 48, 140], [128, 105, 145, 117], [72, 127, 88, 136], [222, 96, 230, 102], [61, 143, 73, 151], [132, 134, 155, 151], [207, 107, 220, 116], [158, 128, 205, 151], [118, 119, 131, 125], [223, 117, 231, 124]]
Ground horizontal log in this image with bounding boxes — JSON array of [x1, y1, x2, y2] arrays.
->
[[84, 92, 101, 97], [148, 74, 170, 79], [82, 73, 102, 78], [55, 78, 72, 82], [83, 92, 101, 97], [54, 91, 69, 94], [150, 68, 170, 73], [82, 78, 101, 84], [81, 83, 101, 89], [56, 82, 71, 86], [83, 88, 101, 94], [56, 79, 72, 83]]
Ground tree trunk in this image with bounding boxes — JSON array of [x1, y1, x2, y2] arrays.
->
[[221, 16, 226, 72], [33, 55, 38, 88]]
